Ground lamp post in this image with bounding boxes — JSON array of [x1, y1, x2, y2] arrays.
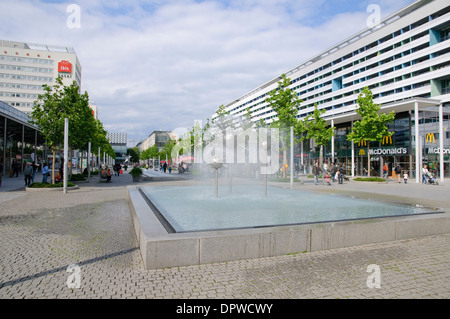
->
[[63, 118, 69, 194]]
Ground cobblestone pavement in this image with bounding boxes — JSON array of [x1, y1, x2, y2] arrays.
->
[[0, 173, 449, 299]]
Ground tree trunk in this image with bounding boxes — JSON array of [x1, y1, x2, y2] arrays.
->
[[319, 145, 323, 169], [52, 149, 56, 184]]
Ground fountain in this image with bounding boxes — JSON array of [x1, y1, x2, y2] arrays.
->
[[126, 124, 448, 269], [128, 181, 447, 270], [209, 159, 223, 198]]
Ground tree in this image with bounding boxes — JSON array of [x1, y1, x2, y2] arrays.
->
[[141, 145, 159, 162], [30, 77, 66, 183], [32, 76, 114, 181], [265, 74, 302, 177], [59, 78, 97, 176], [159, 139, 177, 164], [127, 147, 140, 163], [347, 87, 395, 177], [298, 103, 335, 167]]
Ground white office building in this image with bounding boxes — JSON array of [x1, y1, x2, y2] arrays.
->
[[0, 40, 82, 114], [213, 0, 450, 182]]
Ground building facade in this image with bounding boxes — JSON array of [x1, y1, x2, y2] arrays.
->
[[0, 40, 82, 114], [137, 131, 174, 153], [106, 132, 128, 163], [0, 100, 44, 176], [213, 0, 450, 181]]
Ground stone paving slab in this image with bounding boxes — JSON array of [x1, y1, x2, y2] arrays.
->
[[0, 172, 449, 299]]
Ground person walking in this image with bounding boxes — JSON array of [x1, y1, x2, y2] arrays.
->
[[116, 163, 121, 176], [394, 164, 402, 183], [24, 161, 33, 187], [41, 162, 49, 183], [338, 165, 344, 184], [31, 161, 38, 183], [422, 164, 429, 184], [313, 162, 322, 185], [12, 160, 19, 177], [382, 163, 388, 178], [330, 163, 337, 182]]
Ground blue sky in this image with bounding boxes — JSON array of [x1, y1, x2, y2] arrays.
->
[[0, 0, 415, 144]]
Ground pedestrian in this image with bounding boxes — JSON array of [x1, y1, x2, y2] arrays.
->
[[313, 162, 322, 185], [106, 167, 112, 183], [41, 162, 49, 183], [12, 160, 19, 177], [24, 161, 33, 187], [382, 163, 388, 178], [422, 165, 429, 184], [403, 171, 408, 184], [322, 162, 328, 178], [394, 164, 402, 183], [163, 162, 167, 173], [324, 171, 331, 185], [31, 161, 38, 183], [338, 165, 344, 184], [330, 163, 337, 182]]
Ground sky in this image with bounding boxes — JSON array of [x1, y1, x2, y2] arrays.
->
[[0, 0, 416, 146]]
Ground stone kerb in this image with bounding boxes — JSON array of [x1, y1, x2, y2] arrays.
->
[[25, 185, 80, 192]]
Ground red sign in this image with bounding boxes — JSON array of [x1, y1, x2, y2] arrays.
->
[[58, 60, 72, 73]]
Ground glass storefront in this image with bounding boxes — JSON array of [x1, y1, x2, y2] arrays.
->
[[302, 105, 450, 179], [1, 101, 44, 176], [416, 107, 450, 178]]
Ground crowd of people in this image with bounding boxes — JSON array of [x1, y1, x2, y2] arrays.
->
[[311, 162, 346, 185]]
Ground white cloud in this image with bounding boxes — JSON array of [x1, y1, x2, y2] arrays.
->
[[0, 0, 415, 143]]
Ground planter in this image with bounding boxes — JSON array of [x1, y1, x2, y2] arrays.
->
[[130, 166, 143, 182]]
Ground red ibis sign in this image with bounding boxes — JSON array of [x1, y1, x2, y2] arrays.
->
[[58, 60, 72, 73]]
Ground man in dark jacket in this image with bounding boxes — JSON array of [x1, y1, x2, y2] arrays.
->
[[394, 164, 402, 183], [24, 162, 33, 186], [313, 162, 322, 185]]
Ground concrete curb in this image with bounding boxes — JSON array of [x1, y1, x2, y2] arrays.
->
[[25, 185, 80, 192]]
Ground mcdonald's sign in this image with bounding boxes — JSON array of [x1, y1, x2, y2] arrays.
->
[[358, 139, 367, 147], [426, 133, 436, 144], [359, 149, 366, 156], [382, 135, 393, 145]]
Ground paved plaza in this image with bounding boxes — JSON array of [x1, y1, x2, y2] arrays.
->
[[0, 170, 449, 299]]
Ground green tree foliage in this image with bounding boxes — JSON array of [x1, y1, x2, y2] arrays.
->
[[265, 74, 302, 176], [31, 76, 114, 182], [298, 103, 335, 167], [127, 147, 140, 163], [347, 87, 395, 177], [141, 144, 159, 161], [30, 77, 67, 183], [159, 139, 177, 163]]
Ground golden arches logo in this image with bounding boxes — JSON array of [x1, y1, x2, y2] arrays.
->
[[382, 135, 393, 145], [359, 149, 366, 156], [426, 133, 435, 144], [358, 140, 367, 147]]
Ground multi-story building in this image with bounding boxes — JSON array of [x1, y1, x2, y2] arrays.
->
[[137, 131, 174, 153], [1, 100, 44, 176], [213, 0, 450, 182], [106, 132, 128, 163], [0, 40, 82, 114]]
